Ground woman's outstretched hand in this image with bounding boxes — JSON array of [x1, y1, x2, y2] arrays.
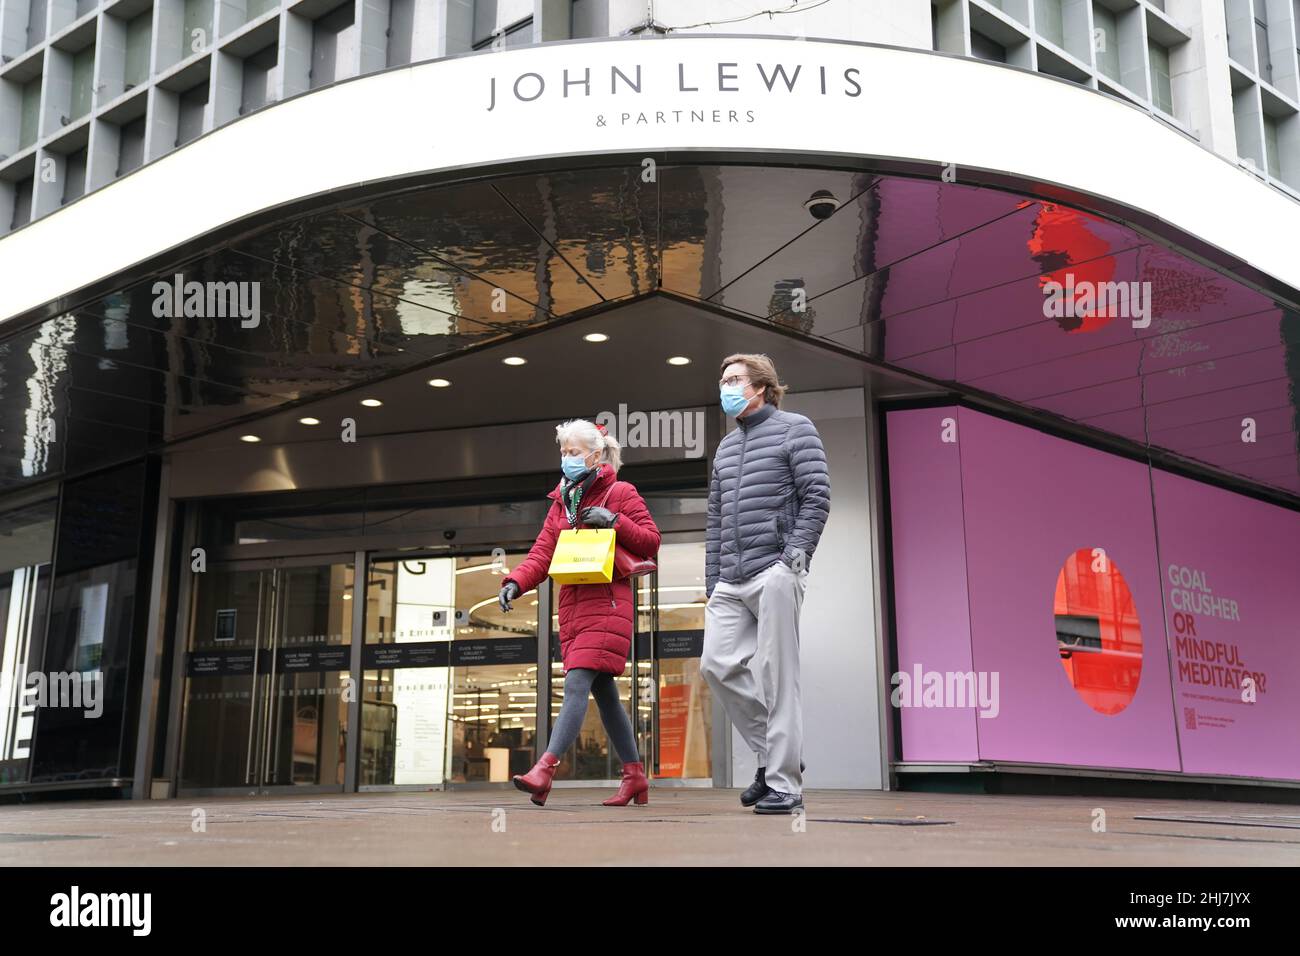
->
[[499, 581, 521, 612], [580, 506, 618, 528]]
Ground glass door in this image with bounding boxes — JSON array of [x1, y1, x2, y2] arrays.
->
[[546, 583, 639, 781], [547, 537, 714, 784], [178, 559, 354, 793], [360, 551, 540, 788], [636, 539, 713, 782]]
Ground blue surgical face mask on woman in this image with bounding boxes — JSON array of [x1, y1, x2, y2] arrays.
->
[[720, 385, 752, 418], [561, 450, 594, 481]]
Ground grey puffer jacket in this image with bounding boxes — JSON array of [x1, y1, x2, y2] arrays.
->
[[706, 403, 830, 596]]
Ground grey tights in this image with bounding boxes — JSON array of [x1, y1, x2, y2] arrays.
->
[[545, 668, 640, 765]]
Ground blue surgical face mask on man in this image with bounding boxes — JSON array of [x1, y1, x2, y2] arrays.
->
[[561, 452, 593, 481], [720, 385, 752, 418]]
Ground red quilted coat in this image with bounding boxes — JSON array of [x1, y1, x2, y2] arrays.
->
[[504, 464, 661, 675]]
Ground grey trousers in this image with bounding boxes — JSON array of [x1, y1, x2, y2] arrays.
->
[[701, 560, 808, 795]]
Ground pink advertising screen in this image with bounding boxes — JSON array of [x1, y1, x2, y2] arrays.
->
[[887, 405, 1300, 780], [1152, 470, 1300, 779], [886, 407, 979, 761]]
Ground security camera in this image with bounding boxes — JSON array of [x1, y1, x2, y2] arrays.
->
[[804, 190, 841, 221], [443, 529, 456, 540]]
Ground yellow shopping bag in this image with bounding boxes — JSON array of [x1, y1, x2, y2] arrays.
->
[[547, 528, 616, 584]]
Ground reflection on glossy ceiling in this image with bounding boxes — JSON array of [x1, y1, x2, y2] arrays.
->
[[0, 163, 1296, 498]]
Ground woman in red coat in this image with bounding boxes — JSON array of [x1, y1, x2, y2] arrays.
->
[[499, 418, 661, 807]]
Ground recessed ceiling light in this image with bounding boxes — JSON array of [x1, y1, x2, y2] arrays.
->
[[240, 434, 261, 443], [428, 378, 452, 388], [299, 417, 320, 426], [583, 333, 608, 343], [502, 356, 527, 366], [360, 398, 383, 407], [667, 356, 691, 366]]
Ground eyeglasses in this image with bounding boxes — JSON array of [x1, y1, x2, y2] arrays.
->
[[719, 376, 751, 388]]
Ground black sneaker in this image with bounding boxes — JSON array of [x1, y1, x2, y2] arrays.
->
[[754, 790, 804, 814], [739, 767, 769, 807], [740, 761, 807, 806]]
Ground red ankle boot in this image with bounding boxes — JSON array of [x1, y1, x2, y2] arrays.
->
[[513, 753, 560, 806], [603, 761, 649, 806]]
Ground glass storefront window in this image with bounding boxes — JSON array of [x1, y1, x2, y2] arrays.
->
[[361, 552, 538, 787], [179, 560, 355, 791], [0, 497, 57, 785], [547, 537, 712, 782], [637, 541, 712, 781], [182, 483, 710, 791], [32, 462, 152, 785], [547, 641, 636, 781]]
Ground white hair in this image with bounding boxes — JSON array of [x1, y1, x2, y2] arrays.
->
[[555, 418, 622, 473]]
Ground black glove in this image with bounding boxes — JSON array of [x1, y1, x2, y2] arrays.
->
[[498, 581, 521, 612], [580, 506, 618, 528]]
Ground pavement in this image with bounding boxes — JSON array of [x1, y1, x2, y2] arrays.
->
[[2, 787, 1298, 865]]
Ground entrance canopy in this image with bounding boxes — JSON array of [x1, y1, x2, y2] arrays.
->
[[1, 159, 1297, 500]]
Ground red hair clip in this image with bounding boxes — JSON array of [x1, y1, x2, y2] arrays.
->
[[595, 423, 607, 434]]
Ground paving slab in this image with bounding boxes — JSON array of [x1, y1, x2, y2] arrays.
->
[[1, 788, 1298, 866]]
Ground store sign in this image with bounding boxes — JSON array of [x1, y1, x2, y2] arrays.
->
[[4, 37, 1298, 326], [484, 57, 863, 123], [362, 637, 536, 669], [363, 641, 452, 670], [277, 646, 349, 673], [186, 646, 352, 676], [635, 630, 704, 660], [187, 652, 256, 677], [452, 637, 534, 666]]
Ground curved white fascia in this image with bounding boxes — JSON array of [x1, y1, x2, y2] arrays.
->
[[2, 35, 1298, 326]]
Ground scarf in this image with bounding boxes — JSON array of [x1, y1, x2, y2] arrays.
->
[[561, 467, 601, 528]]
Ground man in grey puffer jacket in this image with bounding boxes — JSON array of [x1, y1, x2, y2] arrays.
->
[[701, 353, 830, 814]]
